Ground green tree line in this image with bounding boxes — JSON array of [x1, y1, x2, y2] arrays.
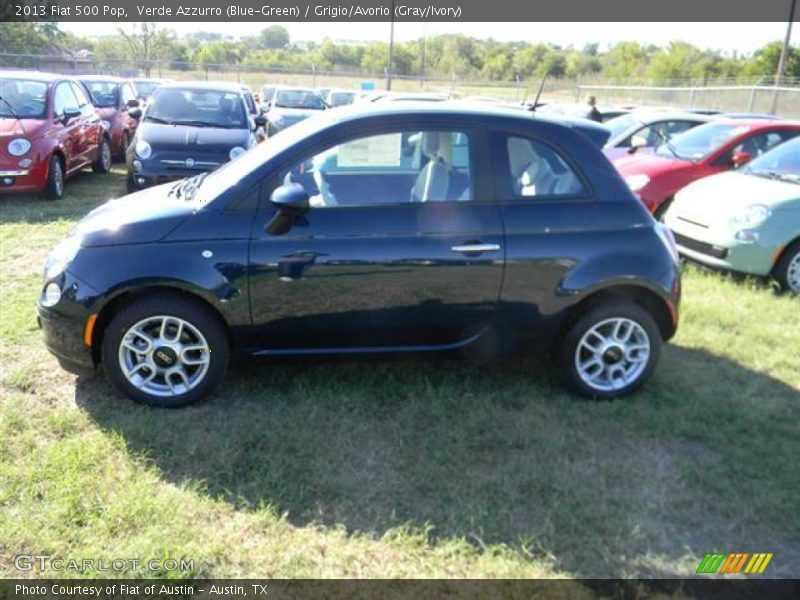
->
[[1, 22, 798, 83]]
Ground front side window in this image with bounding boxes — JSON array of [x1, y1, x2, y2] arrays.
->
[[278, 130, 472, 208], [501, 136, 586, 199], [0, 78, 48, 119], [52, 82, 78, 118], [145, 88, 247, 128], [120, 83, 136, 105]]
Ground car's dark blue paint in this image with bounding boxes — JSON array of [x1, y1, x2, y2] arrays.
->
[[39, 103, 680, 397]]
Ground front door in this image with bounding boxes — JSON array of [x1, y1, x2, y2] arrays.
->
[[246, 125, 505, 352]]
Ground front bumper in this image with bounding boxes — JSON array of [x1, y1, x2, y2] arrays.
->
[[0, 164, 46, 193], [665, 214, 777, 276], [128, 158, 225, 189], [37, 271, 101, 376]]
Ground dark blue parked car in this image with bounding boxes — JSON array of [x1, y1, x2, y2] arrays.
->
[[38, 103, 681, 407], [125, 81, 266, 191]]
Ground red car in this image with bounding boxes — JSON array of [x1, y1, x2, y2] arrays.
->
[[614, 119, 800, 218], [0, 70, 111, 200], [78, 75, 140, 161]]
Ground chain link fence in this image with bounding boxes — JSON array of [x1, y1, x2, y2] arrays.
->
[[2, 52, 798, 116]]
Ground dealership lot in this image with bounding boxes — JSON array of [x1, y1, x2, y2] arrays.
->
[[1, 169, 798, 578]]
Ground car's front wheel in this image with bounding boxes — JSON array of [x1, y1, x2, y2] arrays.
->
[[43, 155, 64, 200], [773, 240, 800, 294], [557, 300, 662, 399], [101, 295, 229, 407]]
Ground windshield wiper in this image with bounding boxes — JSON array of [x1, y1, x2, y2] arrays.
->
[[646, 125, 681, 160], [171, 120, 217, 128], [773, 173, 800, 185], [144, 115, 171, 124]]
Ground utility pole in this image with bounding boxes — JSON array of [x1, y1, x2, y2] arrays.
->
[[771, 0, 797, 114], [387, 0, 395, 90]]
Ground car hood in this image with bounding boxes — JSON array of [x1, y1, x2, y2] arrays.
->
[[614, 153, 693, 177], [672, 171, 800, 219], [73, 183, 196, 247], [0, 118, 47, 140], [138, 121, 250, 151]]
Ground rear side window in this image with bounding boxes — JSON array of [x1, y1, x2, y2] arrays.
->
[[499, 136, 587, 200]]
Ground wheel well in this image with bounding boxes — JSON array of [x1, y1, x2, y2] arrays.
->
[[90, 286, 231, 363], [559, 285, 676, 343], [772, 236, 800, 273]]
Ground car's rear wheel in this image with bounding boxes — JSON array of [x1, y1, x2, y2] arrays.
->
[[101, 295, 229, 407], [773, 240, 800, 294], [557, 301, 661, 399], [92, 136, 112, 173], [43, 155, 64, 200]]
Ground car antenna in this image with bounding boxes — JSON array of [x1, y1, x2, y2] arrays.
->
[[525, 70, 549, 113]]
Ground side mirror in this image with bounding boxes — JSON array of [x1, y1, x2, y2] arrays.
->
[[732, 150, 752, 167], [127, 99, 140, 108], [254, 114, 267, 128], [62, 106, 81, 122], [128, 107, 142, 120], [266, 183, 310, 235]]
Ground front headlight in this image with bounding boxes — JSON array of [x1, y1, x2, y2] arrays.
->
[[44, 235, 82, 281], [100, 119, 111, 130], [229, 146, 246, 160], [41, 282, 62, 308], [8, 138, 31, 156], [624, 174, 650, 192], [730, 204, 771, 228], [135, 140, 152, 159]]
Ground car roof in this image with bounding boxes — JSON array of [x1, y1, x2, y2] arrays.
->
[[157, 80, 245, 93], [623, 109, 715, 122], [325, 101, 611, 145], [274, 86, 316, 93], [702, 118, 800, 129], [77, 74, 124, 83], [0, 70, 65, 83]]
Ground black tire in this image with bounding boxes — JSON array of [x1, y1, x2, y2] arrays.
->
[[773, 240, 800, 294], [101, 294, 230, 407], [118, 131, 131, 162], [43, 155, 65, 200], [556, 300, 662, 399], [92, 136, 112, 173], [126, 173, 138, 194], [653, 197, 673, 222]]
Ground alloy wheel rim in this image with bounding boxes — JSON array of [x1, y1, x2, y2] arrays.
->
[[575, 317, 651, 392], [118, 315, 210, 397], [787, 251, 800, 293]]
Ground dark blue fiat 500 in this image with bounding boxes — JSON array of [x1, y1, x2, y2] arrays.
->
[[38, 104, 681, 407]]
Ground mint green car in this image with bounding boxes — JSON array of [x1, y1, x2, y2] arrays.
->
[[665, 137, 800, 293]]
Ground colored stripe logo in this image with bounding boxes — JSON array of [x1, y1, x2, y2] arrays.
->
[[697, 552, 773, 574]]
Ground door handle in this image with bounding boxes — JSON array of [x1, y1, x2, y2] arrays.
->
[[451, 243, 501, 254]]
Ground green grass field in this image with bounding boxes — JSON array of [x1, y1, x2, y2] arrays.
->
[[0, 168, 798, 584]]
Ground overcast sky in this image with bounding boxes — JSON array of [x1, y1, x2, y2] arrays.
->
[[58, 22, 793, 55]]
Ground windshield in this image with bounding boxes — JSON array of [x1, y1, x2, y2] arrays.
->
[[134, 81, 160, 98], [195, 113, 334, 204], [145, 88, 247, 128], [656, 122, 748, 161], [274, 90, 326, 110], [742, 137, 800, 183], [81, 80, 119, 108], [0, 78, 48, 118], [604, 114, 640, 140], [330, 92, 355, 106]]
